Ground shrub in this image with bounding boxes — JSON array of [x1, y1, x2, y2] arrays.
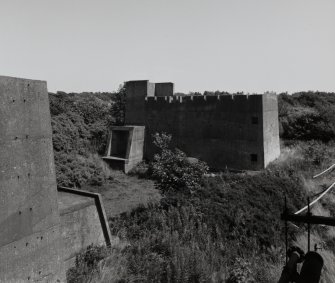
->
[[55, 153, 106, 188], [278, 92, 335, 141], [149, 132, 209, 194], [111, 85, 126, 126], [67, 245, 108, 283], [49, 91, 119, 187]]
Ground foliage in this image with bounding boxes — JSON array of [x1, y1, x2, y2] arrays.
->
[[50, 90, 121, 188], [106, 167, 306, 282], [67, 245, 108, 283], [111, 84, 126, 126], [55, 153, 106, 187], [278, 91, 335, 141], [103, 139, 335, 282], [102, 143, 334, 282], [149, 132, 209, 194], [52, 86, 335, 281], [226, 258, 254, 283], [109, 204, 228, 282]]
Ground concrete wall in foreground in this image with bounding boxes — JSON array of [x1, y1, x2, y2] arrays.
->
[[0, 76, 65, 282]]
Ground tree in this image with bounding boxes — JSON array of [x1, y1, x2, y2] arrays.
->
[[112, 84, 126, 125]]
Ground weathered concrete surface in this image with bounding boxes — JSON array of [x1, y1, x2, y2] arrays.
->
[[125, 80, 153, 125], [262, 94, 280, 167], [0, 76, 65, 282], [0, 76, 114, 282], [58, 191, 106, 270], [104, 125, 145, 173], [125, 80, 281, 170], [154, 82, 174, 97]]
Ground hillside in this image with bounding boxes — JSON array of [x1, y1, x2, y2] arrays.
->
[[50, 90, 335, 282]]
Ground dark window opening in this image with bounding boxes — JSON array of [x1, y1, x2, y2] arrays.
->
[[110, 130, 129, 158], [251, 116, 259, 124], [250, 154, 258, 162]]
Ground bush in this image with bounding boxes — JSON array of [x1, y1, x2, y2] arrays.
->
[[55, 153, 106, 188], [49, 91, 121, 188], [278, 92, 335, 141], [149, 133, 209, 194], [67, 245, 108, 283]]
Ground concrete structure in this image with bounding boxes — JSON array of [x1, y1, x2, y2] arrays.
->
[[123, 80, 280, 170], [103, 125, 145, 173], [0, 76, 112, 282], [58, 187, 113, 271], [0, 76, 65, 282]]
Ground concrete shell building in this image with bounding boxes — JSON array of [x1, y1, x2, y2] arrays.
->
[[105, 80, 280, 171]]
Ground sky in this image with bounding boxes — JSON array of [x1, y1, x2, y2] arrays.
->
[[0, 0, 334, 94]]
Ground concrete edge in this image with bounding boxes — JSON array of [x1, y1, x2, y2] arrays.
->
[[57, 187, 112, 247], [0, 75, 47, 84]]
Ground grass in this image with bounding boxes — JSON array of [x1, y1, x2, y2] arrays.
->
[[53, 90, 335, 282], [84, 170, 161, 217], [67, 140, 335, 283]]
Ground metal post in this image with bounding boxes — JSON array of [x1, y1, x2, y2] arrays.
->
[[307, 197, 311, 252], [284, 196, 288, 265]]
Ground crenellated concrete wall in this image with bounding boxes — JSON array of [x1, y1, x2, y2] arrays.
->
[[125, 80, 280, 170]]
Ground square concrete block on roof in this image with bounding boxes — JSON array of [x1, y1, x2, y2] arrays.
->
[[154, 82, 174, 96]]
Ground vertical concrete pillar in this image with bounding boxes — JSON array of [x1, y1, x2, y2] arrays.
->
[[125, 80, 154, 125], [0, 76, 64, 282], [262, 93, 280, 167]]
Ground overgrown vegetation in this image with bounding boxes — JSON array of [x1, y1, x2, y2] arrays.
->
[[53, 90, 335, 282], [278, 91, 335, 141], [69, 140, 335, 282], [149, 132, 209, 194], [50, 86, 126, 188]]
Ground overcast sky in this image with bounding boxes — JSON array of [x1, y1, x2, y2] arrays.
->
[[1, 0, 334, 94]]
